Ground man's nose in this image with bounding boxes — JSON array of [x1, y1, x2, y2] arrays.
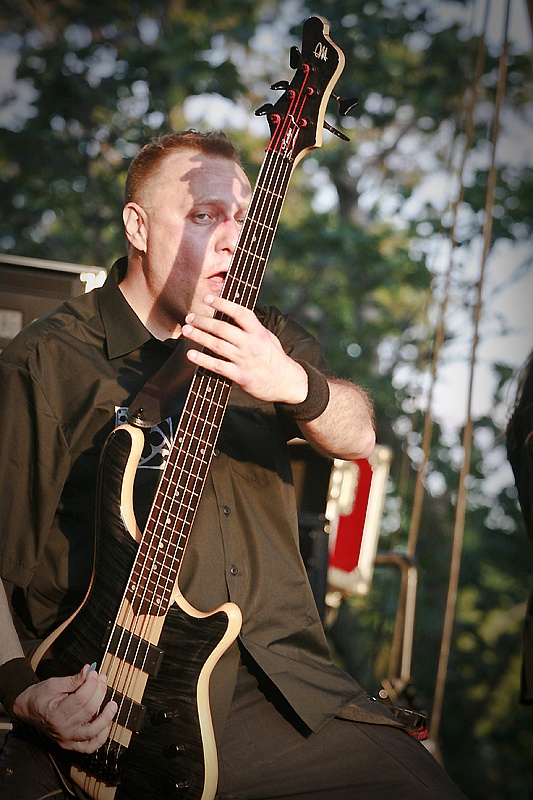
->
[[217, 217, 242, 253]]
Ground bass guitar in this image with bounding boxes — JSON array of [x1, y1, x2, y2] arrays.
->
[[32, 15, 348, 800]]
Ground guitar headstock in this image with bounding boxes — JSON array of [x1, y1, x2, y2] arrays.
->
[[256, 16, 347, 165]]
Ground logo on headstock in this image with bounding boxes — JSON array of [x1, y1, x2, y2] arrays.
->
[[282, 123, 296, 152], [313, 42, 328, 61]]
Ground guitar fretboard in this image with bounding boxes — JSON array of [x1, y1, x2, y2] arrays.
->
[[126, 149, 294, 617]]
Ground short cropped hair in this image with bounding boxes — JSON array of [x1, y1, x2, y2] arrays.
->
[[124, 130, 241, 204]]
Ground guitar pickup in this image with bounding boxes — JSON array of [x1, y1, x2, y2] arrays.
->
[[104, 623, 164, 677], [104, 685, 146, 733]]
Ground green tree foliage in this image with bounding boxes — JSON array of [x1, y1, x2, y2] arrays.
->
[[1, 1, 532, 797], [0, 0, 258, 262]]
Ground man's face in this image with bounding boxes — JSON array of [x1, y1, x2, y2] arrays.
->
[[129, 149, 251, 334]]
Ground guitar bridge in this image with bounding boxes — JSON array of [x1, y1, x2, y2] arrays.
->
[[74, 738, 128, 787]]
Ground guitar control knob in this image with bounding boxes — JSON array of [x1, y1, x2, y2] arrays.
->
[[163, 743, 186, 758], [153, 708, 180, 724], [168, 780, 191, 797]]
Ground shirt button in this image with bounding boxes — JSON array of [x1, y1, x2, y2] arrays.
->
[[223, 505, 231, 516], [230, 565, 238, 576], [214, 448, 220, 457]]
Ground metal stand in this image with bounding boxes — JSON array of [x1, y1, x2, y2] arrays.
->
[[374, 551, 418, 699]]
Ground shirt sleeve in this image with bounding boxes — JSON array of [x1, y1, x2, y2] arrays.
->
[[0, 357, 71, 588], [255, 305, 336, 440], [256, 305, 335, 376]]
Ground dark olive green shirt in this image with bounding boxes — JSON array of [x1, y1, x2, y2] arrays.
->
[[0, 258, 395, 735]]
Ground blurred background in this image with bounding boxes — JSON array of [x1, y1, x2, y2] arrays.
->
[[1, 1, 532, 797]]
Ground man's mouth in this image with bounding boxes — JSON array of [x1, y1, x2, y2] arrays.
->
[[209, 270, 228, 286]]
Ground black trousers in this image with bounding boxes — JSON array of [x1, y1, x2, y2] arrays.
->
[[0, 665, 468, 800], [0, 727, 66, 800], [215, 662, 468, 800]]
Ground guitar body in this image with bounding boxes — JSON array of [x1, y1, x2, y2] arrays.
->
[[33, 425, 241, 800]]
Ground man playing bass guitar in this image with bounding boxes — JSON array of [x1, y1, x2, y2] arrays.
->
[[0, 130, 466, 800]]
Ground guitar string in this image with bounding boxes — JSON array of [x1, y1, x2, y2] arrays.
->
[[99, 154, 292, 761], [102, 148, 297, 760], [101, 154, 296, 767], [100, 92, 303, 763], [129, 149, 296, 622], [133, 151, 290, 608], [136, 151, 294, 609], [108, 153, 294, 737]]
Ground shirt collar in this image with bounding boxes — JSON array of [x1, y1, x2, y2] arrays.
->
[[99, 256, 153, 359]]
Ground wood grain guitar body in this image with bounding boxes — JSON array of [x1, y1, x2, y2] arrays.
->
[[32, 425, 241, 800]]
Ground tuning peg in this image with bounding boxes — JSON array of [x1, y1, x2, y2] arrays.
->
[[289, 46, 301, 69], [255, 103, 274, 117], [324, 121, 350, 142], [270, 80, 290, 91], [335, 95, 358, 117]]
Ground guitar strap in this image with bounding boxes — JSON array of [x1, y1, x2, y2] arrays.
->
[[126, 337, 197, 429]]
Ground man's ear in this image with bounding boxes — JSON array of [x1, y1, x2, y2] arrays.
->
[[123, 203, 148, 252]]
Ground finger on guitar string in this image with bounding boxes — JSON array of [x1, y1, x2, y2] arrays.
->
[[48, 668, 117, 751], [182, 319, 241, 360], [197, 293, 265, 331], [69, 709, 118, 754], [11, 666, 118, 753]]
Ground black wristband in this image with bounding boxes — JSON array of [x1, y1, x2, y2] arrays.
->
[[278, 360, 330, 423], [0, 657, 40, 720]]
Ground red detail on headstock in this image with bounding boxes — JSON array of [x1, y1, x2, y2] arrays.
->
[[265, 17, 345, 165]]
